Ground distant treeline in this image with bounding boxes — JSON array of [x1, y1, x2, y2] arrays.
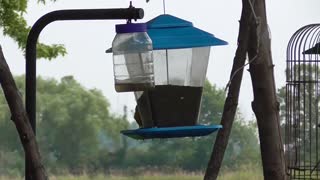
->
[[0, 75, 261, 176]]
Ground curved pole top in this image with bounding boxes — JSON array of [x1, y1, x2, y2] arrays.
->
[[25, 7, 144, 134], [24, 7, 144, 180]]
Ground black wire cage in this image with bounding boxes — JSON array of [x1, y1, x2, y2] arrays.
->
[[286, 24, 320, 179]]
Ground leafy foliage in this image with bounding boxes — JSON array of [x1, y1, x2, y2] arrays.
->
[[0, 0, 66, 59], [0, 75, 128, 174]]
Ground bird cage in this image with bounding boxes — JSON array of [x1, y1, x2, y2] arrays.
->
[[285, 24, 320, 179]]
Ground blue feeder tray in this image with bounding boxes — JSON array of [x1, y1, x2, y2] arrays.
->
[[121, 125, 222, 140]]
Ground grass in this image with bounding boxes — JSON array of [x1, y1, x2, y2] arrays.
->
[[217, 164, 263, 180], [49, 170, 263, 180], [0, 171, 262, 180], [50, 174, 201, 180], [219, 170, 263, 180], [0, 164, 263, 180], [0, 174, 262, 180]]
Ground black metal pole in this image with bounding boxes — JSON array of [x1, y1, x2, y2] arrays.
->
[[25, 8, 143, 180]]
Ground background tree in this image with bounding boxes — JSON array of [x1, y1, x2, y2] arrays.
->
[[0, 0, 66, 59], [0, 75, 129, 174]]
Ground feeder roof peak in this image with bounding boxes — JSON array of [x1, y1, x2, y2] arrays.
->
[[147, 14, 193, 28]]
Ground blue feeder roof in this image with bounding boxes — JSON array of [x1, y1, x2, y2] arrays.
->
[[121, 125, 222, 140], [147, 14, 228, 50]]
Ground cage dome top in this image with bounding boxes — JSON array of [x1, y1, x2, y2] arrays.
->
[[147, 14, 228, 50]]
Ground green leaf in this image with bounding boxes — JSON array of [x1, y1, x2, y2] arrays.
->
[[0, 0, 66, 60]]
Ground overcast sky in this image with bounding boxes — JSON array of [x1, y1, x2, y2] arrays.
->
[[1, 0, 320, 121]]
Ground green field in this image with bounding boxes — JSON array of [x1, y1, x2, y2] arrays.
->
[[47, 173, 263, 180], [0, 169, 263, 180], [0, 174, 263, 180]]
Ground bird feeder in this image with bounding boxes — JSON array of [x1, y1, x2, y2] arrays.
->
[[110, 14, 228, 139]]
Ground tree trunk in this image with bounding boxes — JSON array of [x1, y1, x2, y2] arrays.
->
[[247, 1, 287, 179], [204, 2, 251, 180], [205, 0, 286, 179], [0, 46, 48, 180]]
